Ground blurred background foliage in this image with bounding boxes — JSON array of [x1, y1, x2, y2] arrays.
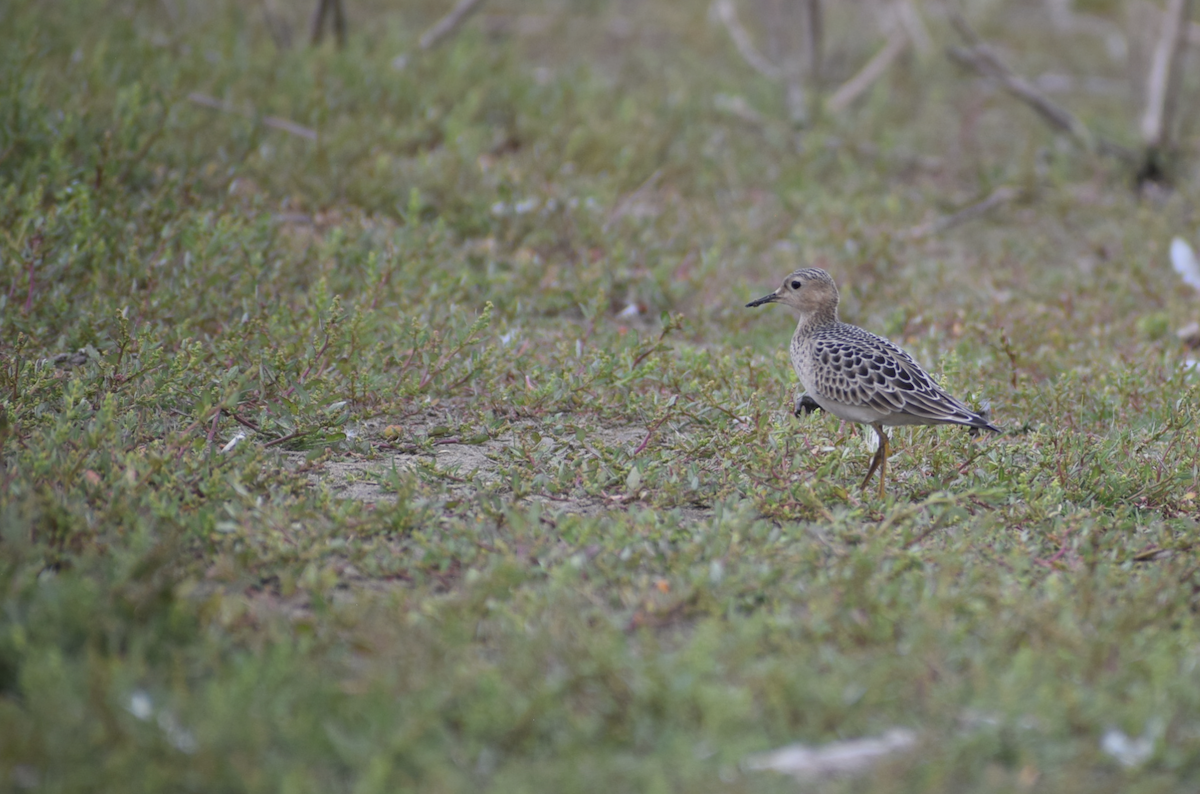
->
[[4, 0, 1200, 791]]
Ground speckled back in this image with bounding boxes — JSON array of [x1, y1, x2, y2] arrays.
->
[[791, 322, 982, 426]]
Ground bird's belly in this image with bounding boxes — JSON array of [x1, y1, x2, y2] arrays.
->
[[809, 395, 890, 426], [878, 412, 945, 427], [809, 393, 948, 427]]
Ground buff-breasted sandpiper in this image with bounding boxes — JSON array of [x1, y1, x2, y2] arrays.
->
[[747, 267, 999, 497]]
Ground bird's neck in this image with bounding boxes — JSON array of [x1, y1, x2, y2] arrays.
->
[[793, 305, 839, 335]]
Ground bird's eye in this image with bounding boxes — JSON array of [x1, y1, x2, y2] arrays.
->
[[790, 280, 802, 290]]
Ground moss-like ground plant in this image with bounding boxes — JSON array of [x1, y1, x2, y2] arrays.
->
[[3, 1, 1200, 791]]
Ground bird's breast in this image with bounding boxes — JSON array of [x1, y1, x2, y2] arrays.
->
[[789, 335, 819, 392]]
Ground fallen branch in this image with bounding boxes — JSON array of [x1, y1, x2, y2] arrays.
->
[[946, 47, 1085, 142], [945, 13, 1134, 162], [714, 93, 767, 125], [1138, 0, 1200, 52], [744, 729, 918, 781], [1132, 545, 1190, 562], [895, 0, 932, 55], [187, 93, 318, 142], [905, 186, 1020, 239], [827, 29, 910, 114], [22, 231, 44, 315], [260, 0, 293, 49], [1140, 0, 1193, 150], [633, 397, 677, 456], [1049, 0, 1126, 42], [799, 0, 823, 118], [713, 0, 783, 80], [604, 169, 663, 231], [802, 0, 823, 79], [420, 0, 489, 51], [230, 411, 263, 433], [206, 408, 222, 447], [310, 0, 346, 48], [264, 430, 309, 449]]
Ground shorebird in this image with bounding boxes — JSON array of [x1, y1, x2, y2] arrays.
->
[[747, 267, 999, 497]]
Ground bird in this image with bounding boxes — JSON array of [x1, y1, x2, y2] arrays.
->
[[746, 267, 999, 497]]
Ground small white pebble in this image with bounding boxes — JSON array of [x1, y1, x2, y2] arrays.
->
[[127, 690, 153, 721]]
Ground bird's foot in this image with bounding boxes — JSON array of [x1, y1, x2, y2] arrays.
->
[[794, 393, 822, 417]]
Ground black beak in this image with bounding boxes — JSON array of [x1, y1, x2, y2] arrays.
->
[[745, 292, 779, 308]]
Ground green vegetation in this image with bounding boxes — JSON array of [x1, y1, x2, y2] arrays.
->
[[3, 0, 1200, 790]]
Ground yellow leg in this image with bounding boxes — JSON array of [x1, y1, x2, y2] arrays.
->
[[877, 428, 889, 500], [861, 448, 881, 490], [860, 424, 890, 498]]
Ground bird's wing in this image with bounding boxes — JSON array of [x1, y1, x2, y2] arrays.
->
[[810, 330, 989, 427]]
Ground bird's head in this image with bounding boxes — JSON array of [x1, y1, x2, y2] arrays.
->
[[745, 267, 840, 321]]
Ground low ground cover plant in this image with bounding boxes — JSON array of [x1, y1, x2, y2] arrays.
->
[[3, 1, 1200, 790]]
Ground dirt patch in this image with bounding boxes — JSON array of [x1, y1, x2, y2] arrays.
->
[[281, 420, 712, 523], [294, 440, 501, 505]]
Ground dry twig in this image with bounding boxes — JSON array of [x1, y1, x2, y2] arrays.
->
[[604, 169, 663, 231], [1141, 0, 1193, 150], [713, 0, 783, 80], [264, 430, 309, 449], [261, 0, 293, 49], [713, 94, 767, 125], [715, 0, 917, 119], [800, 0, 823, 116], [946, 12, 1134, 162], [420, 0, 489, 51], [895, 0, 932, 55], [827, 29, 910, 113], [905, 186, 1020, 239], [1047, 0, 1126, 43], [187, 93, 318, 142], [801, 0, 823, 78], [310, 0, 346, 48], [946, 46, 1085, 141]]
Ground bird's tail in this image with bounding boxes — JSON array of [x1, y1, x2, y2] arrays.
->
[[968, 404, 1001, 436]]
